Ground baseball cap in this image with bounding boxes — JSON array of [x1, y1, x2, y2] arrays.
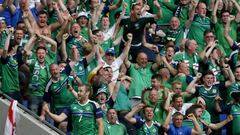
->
[[0, 17, 6, 23], [105, 48, 115, 56], [77, 12, 88, 19], [96, 85, 108, 96]]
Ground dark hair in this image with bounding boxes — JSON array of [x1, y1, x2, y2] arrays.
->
[[165, 39, 176, 46], [204, 29, 214, 36], [143, 105, 153, 114], [172, 94, 182, 102], [221, 10, 230, 16], [107, 108, 117, 114], [16, 21, 24, 26], [202, 70, 214, 77], [13, 28, 24, 35], [151, 74, 162, 81], [92, 29, 101, 35], [37, 10, 48, 17], [185, 104, 202, 116], [36, 46, 47, 52]]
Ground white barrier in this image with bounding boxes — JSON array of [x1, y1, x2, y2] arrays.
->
[[0, 97, 63, 135]]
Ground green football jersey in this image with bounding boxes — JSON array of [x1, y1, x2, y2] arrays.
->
[[154, 0, 174, 25], [104, 121, 127, 135], [0, 30, 8, 49], [101, 38, 113, 53], [28, 60, 50, 96], [114, 83, 132, 111], [196, 82, 224, 122], [128, 63, 153, 98], [1, 56, 20, 93], [174, 51, 201, 76], [231, 103, 240, 135], [187, 15, 211, 53], [214, 21, 238, 57], [135, 118, 162, 135], [68, 100, 103, 135], [45, 74, 76, 109]]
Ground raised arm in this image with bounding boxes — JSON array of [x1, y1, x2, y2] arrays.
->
[[162, 107, 173, 132], [124, 52, 131, 69], [118, 33, 132, 61], [224, 65, 235, 87], [0, 0, 8, 13], [187, 114, 203, 135], [151, 53, 161, 72], [35, 32, 57, 52], [162, 56, 177, 76], [96, 117, 104, 135], [8, 0, 16, 14], [231, 0, 240, 22], [57, 0, 67, 11], [212, 0, 219, 24], [91, 3, 104, 30], [49, 1, 63, 32], [112, 74, 131, 101], [142, 25, 159, 53], [85, 42, 97, 64], [153, 0, 162, 20], [22, 10, 35, 36], [185, 0, 198, 28], [224, 15, 236, 47], [67, 81, 78, 99], [124, 103, 145, 124], [2, 28, 13, 58], [202, 41, 217, 63], [24, 35, 37, 57], [164, 91, 174, 111], [109, 0, 123, 11], [208, 115, 233, 130], [43, 104, 68, 123], [186, 73, 202, 94], [61, 33, 69, 62], [56, 15, 70, 43]]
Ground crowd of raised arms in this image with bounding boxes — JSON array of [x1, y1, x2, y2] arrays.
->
[[1, 0, 240, 135]]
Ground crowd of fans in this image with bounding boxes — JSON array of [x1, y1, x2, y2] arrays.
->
[[1, 0, 240, 134]]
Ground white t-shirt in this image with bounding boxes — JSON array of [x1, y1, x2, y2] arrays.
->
[[99, 56, 123, 82]]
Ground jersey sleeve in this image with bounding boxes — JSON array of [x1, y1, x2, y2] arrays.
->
[[216, 81, 226, 91], [43, 80, 53, 103], [92, 102, 104, 119], [134, 116, 145, 129], [195, 85, 200, 96], [0, 56, 9, 64], [62, 63, 72, 76], [81, 57, 88, 68], [63, 107, 71, 116]]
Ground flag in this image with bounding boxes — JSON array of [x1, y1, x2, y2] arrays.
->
[[4, 100, 20, 135]]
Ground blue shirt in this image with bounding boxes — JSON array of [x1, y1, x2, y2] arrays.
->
[[168, 124, 192, 135], [11, 7, 38, 27]]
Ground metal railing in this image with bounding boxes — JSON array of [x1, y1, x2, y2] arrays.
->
[[0, 92, 65, 135]]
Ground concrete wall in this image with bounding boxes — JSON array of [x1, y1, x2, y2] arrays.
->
[[0, 98, 64, 135]]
